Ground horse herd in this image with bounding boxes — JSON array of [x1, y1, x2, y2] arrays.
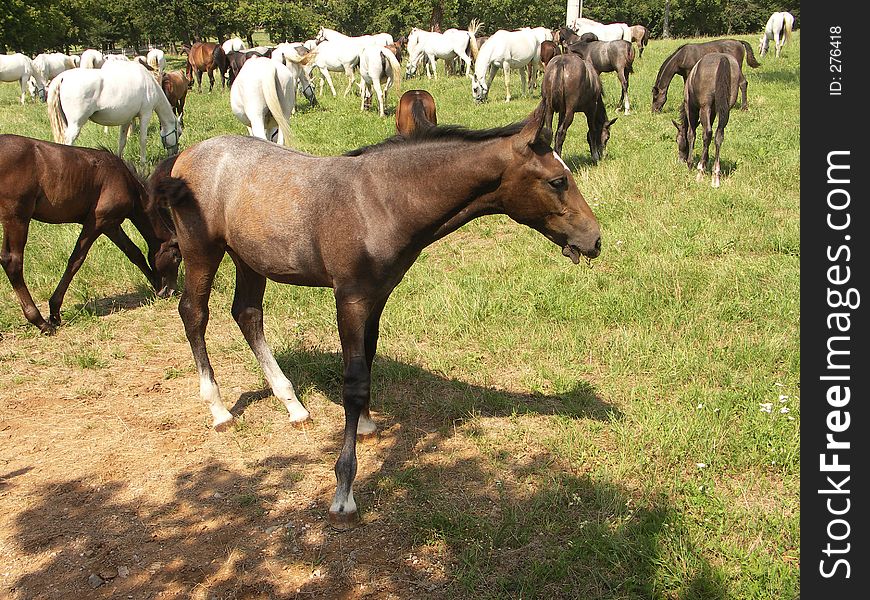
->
[[0, 11, 794, 529]]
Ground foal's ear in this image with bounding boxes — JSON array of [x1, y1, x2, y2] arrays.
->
[[514, 100, 551, 153], [606, 118, 618, 128]]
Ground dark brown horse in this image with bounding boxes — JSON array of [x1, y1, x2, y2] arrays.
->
[[630, 25, 650, 57], [673, 53, 741, 188], [184, 42, 227, 92], [151, 103, 601, 529], [161, 70, 190, 126], [395, 89, 437, 135], [527, 40, 561, 90], [226, 48, 273, 86], [652, 39, 759, 112], [541, 53, 616, 162], [559, 28, 635, 114], [0, 134, 180, 334]]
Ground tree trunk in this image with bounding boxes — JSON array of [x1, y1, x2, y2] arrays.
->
[[430, 2, 443, 32], [663, 0, 671, 38]]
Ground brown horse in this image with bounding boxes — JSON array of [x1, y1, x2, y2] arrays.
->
[[559, 28, 635, 114], [652, 39, 759, 112], [527, 40, 561, 90], [0, 134, 181, 334], [673, 53, 740, 188], [184, 42, 227, 92], [161, 70, 189, 126], [395, 89, 437, 135], [541, 53, 616, 162], [151, 102, 601, 529], [629, 25, 650, 57]]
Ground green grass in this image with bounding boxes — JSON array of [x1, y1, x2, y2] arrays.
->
[[0, 31, 799, 599]]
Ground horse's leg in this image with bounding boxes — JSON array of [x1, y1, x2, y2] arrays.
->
[[696, 109, 713, 182], [228, 254, 309, 424], [739, 73, 749, 111], [46, 217, 103, 327], [177, 248, 231, 430], [207, 68, 215, 92], [373, 78, 385, 117], [196, 69, 203, 93], [503, 65, 512, 102], [18, 77, 26, 104], [359, 79, 368, 111], [711, 123, 726, 188], [138, 111, 152, 165], [357, 296, 388, 439], [103, 226, 158, 289], [519, 63, 528, 97], [323, 69, 337, 97], [117, 121, 130, 159], [1, 219, 51, 333], [618, 69, 631, 114], [686, 108, 699, 170], [427, 54, 437, 80], [329, 291, 377, 529], [342, 65, 355, 97]]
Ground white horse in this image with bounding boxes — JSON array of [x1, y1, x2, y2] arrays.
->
[[222, 37, 247, 54], [308, 39, 365, 97], [520, 26, 554, 89], [471, 29, 540, 103], [570, 17, 632, 42], [47, 60, 181, 164], [104, 53, 130, 62], [80, 49, 105, 69], [231, 56, 311, 145], [70, 54, 81, 67], [315, 27, 393, 47], [146, 48, 166, 76], [760, 11, 795, 57], [0, 53, 46, 103], [32, 53, 76, 83], [358, 45, 402, 117], [405, 21, 482, 79]]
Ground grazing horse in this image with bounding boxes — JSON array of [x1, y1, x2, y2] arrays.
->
[[0, 134, 180, 333], [47, 60, 182, 164], [629, 25, 650, 57], [395, 89, 437, 136], [32, 53, 76, 83], [560, 29, 635, 114], [150, 102, 601, 529], [161, 70, 190, 126], [358, 42, 403, 116], [230, 55, 313, 144], [760, 11, 795, 58], [652, 39, 759, 112], [405, 21, 482, 79], [674, 53, 740, 188], [80, 49, 105, 69], [471, 28, 541, 102], [540, 53, 616, 162], [147, 48, 166, 77], [0, 54, 46, 104], [185, 42, 227, 92]]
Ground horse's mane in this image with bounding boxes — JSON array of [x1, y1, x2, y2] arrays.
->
[[344, 120, 529, 156], [655, 45, 688, 84]]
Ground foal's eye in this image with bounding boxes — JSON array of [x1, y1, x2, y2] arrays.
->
[[548, 176, 568, 191]]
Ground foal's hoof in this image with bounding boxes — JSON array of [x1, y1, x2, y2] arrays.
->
[[213, 417, 235, 432], [40, 322, 57, 336], [328, 509, 360, 531]]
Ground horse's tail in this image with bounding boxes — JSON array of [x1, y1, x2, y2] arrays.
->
[[626, 42, 635, 74], [212, 45, 227, 74], [410, 97, 436, 132], [380, 47, 402, 93], [714, 55, 733, 124], [46, 73, 67, 143], [261, 62, 293, 146], [741, 41, 761, 68], [783, 14, 793, 43], [468, 19, 482, 60]]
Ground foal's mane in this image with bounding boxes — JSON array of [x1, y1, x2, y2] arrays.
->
[[344, 120, 529, 156]]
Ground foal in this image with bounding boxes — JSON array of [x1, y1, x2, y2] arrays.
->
[[395, 89, 437, 136], [673, 53, 741, 188], [0, 135, 180, 333]]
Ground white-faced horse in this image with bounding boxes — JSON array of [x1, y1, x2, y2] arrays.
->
[[760, 12, 795, 58], [405, 21, 481, 79], [358, 43, 402, 117], [47, 60, 181, 164], [231, 55, 313, 145], [0, 54, 46, 103], [471, 29, 540, 102], [147, 48, 166, 76], [570, 17, 632, 42], [80, 49, 105, 69]]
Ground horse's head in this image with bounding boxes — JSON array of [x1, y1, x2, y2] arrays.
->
[[471, 73, 489, 103], [160, 119, 183, 155], [758, 35, 768, 56], [672, 118, 690, 166], [587, 112, 617, 164], [153, 237, 181, 298], [315, 27, 328, 44], [651, 85, 667, 113], [27, 76, 46, 102], [501, 106, 601, 263]]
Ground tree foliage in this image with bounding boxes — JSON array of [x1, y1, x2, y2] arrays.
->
[[1, 0, 800, 53]]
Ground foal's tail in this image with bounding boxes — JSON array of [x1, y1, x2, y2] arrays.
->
[[261, 62, 293, 146], [468, 19, 483, 60], [46, 73, 67, 144], [626, 42, 635, 74], [714, 55, 733, 125], [741, 41, 761, 68]]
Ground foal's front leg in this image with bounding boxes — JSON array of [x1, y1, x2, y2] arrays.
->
[[329, 293, 376, 529], [1, 219, 51, 333], [696, 111, 714, 183]]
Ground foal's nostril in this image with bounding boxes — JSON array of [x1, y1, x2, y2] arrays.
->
[[594, 237, 602, 251]]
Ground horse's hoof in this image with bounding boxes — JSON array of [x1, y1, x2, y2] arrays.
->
[[213, 417, 234, 432], [328, 509, 360, 530], [40, 323, 57, 336], [289, 415, 311, 429]]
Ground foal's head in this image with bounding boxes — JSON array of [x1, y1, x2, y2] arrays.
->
[[672, 105, 691, 166], [501, 112, 601, 262], [651, 85, 667, 113], [587, 103, 617, 164]]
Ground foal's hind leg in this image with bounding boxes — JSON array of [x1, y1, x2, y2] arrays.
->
[[228, 254, 309, 424], [46, 218, 104, 327], [696, 110, 714, 183], [739, 73, 749, 110], [1, 219, 51, 333]]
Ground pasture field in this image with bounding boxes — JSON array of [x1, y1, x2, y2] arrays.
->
[[0, 32, 799, 599]]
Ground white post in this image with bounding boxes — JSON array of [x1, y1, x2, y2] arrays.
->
[[566, 0, 581, 26]]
